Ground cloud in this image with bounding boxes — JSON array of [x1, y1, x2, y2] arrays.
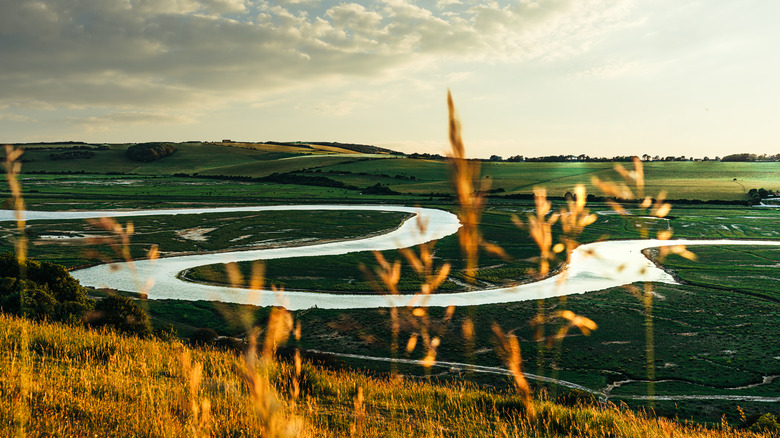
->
[[0, 0, 635, 111], [436, 0, 462, 10], [0, 114, 35, 123], [577, 61, 639, 78], [68, 112, 196, 131]]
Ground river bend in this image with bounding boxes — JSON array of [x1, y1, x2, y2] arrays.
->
[[2, 205, 779, 311]]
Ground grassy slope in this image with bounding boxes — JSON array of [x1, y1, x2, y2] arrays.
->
[[1, 314, 770, 437], [15, 142, 370, 178], [10, 143, 780, 201], [312, 159, 780, 201]]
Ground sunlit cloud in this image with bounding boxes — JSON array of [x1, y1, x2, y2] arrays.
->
[[68, 112, 196, 131], [577, 61, 639, 79], [0, 0, 634, 111]]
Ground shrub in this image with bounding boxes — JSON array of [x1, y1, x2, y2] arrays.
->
[[190, 327, 218, 346], [747, 413, 780, 434], [0, 253, 93, 323], [89, 295, 151, 337], [126, 142, 177, 162]]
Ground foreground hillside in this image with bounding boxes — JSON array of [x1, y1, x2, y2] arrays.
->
[[1, 314, 774, 437]]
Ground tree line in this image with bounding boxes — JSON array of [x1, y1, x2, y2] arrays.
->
[[126, 142, 177, 162]]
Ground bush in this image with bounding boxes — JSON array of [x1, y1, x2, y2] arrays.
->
[[49, 150, 95, 160], [747, 413, 780, 434], [154, 323, 179, 342], [89, 295, 151, 337], [0, 253, 93, 323], [190, 327, 218, 346], [126, 142, 177, 162], [721, 153, 757, 162]]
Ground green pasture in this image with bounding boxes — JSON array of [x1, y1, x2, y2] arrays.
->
[[10, 142, 378, 178], [195, 154, 373, 178], [303, 159, 780, 201], [8, 142, 779, 202], [7, 174, 422, 208], [281, 245, 779, 424]]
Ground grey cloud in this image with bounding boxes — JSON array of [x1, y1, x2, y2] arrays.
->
[[0, 114, 35, 123], [69, 112, 195, 128], [0, 0, 633, 110]]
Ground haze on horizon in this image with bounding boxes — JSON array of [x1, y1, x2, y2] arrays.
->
[[1, 0, 778, 159]]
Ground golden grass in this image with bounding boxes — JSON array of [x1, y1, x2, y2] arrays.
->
[[2, 314, 772, 437]]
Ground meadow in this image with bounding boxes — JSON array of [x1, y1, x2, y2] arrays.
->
[[6, 313, 772, 437], [10, 141, 779, 202], [2, 141, 779, 433]]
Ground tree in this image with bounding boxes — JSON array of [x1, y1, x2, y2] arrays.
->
[[126, 142, 177, 162], [722, 153, 757, 162], [747, 189, 761, 205], [89, 295, 151, 337]]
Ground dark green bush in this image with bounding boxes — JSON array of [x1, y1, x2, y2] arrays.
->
[[90, 295, 151, 338], [0, 253, 93, 323], [126, 142, 177, 162]]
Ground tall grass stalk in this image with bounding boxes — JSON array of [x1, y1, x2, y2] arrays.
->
[[3, 145, 29, 437]]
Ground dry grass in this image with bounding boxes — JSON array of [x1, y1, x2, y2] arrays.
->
[[1, 313, 772, 437]]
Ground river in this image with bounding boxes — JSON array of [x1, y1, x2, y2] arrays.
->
[[2, 205, 779, 311]]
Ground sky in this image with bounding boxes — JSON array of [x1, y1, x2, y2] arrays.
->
[[1, 0, 779, 159]]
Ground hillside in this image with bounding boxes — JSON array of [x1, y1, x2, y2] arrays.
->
[[2, 314, 775, 437], [6, 141, 398, 179], [7, 142, 778, 201]]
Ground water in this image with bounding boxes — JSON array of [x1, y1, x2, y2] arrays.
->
[[3, 205, 779, 310]]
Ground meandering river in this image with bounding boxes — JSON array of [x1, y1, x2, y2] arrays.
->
[[3, 205, 779, 311]]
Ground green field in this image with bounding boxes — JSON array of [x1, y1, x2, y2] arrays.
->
[[297, 159, 780, 201], [2, 146, 779, 426], [5, 142, 779, 202]]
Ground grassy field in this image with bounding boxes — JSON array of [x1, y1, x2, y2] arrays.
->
[[13, 174, 419, 207], [12, 142, 386, 178], [6, 141, 779, 202], [2, 314, 773, 437], [296, 159, 780, 201]]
